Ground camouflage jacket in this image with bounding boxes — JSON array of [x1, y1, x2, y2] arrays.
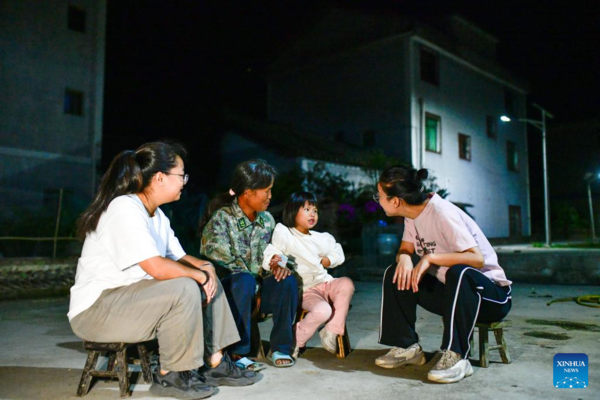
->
[[200, 199, 275, 277]]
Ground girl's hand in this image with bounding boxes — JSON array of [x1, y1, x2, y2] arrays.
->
[[271, 264, 292, 282], [393, 254, 413, 291], [269, 255, 282, 270], [321, 257, 331, 268], [411, 255, 431, 293]]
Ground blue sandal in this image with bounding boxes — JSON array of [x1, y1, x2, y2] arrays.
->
[[271, 351, 295, 368], [234, 357, 267, 372]]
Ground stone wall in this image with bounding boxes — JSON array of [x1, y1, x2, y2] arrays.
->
[[0, 258, 76, 300], [498, 250, 600, 285]]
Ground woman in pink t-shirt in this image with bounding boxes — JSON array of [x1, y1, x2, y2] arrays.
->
[[373, 166, 512, 384]]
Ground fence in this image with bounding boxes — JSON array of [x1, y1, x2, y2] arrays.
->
[[0, 190, 208, 258]]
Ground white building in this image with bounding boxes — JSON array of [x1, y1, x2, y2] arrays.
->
[[0, 0, 106, 216], [267, 9, 530, 238]]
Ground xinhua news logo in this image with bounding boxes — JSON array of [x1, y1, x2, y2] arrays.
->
[[554, 353, 588, 389]]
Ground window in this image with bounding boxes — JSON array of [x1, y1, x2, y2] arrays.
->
[[363, 130, 376, 147], [425, 113, 441, 153], [420, 46, 440, 86], [458, 134, 471, 161], [486, 115, 497, 139], [507, 140, 519, 171], [68, 5, 86, 33], [64, 89, 84, 115], [504, 89, 515, 118]]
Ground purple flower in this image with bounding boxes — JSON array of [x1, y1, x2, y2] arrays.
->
[[365, 200, 382, 213], [338, 203, 357, 220]]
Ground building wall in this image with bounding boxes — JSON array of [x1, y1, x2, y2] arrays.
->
[[220, 133, 374, 195], [410, 37, 530, 238], [268, 35, 413, 164], [0, 0, 106, 215]]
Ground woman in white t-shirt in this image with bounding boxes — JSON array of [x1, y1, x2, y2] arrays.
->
[[69, 142, 260, 399], [373, 166, 512, 384]]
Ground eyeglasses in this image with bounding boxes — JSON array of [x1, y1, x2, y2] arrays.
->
[[163, 172, 189, 185], [373, 193, 393, 202]]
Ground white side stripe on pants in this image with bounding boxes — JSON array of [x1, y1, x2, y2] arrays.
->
[[447, 267, 510, 359]]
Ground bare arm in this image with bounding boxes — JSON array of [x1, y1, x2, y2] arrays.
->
[[138, 256, 208, 283], [426, 246, 484, 269], [411, 246, 484, 292], [393, 241, 415, 291], [138, 255, 216, 303]]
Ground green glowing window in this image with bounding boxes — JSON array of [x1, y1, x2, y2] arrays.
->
[[425, 113, 441, 153]]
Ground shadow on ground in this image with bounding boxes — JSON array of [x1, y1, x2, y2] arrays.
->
[[298, 348, 445, 383], [0, 366, 151, 399]]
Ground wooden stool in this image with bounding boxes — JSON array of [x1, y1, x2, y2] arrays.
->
[[298, 309, 352, 358], [469, 320, 512, 368], [77, 341, 152, 397]]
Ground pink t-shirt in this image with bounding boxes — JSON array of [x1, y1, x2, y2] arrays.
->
[[402, 194, 511, 286]]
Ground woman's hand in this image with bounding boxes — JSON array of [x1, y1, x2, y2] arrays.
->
[[200, 264, 217, 304], [271, 264, 292, 282], [393, 254, 414, 291], [411, 255, 432, 293], [321, 257, 331, 268]]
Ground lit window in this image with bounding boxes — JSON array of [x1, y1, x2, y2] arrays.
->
[[425, 113, 441, 153], [459, 134, 471, 161], [64, 89, 84, 115], [486, 115, 497, 139], [68, 5, 86, 33], [420, 46, 440, 86], [507, 140, 519, 171]]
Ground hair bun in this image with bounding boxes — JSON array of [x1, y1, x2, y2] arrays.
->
[[416, 168, 429, 182]]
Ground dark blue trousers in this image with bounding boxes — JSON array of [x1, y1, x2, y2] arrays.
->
[[221, 272, 299, 356], [379, 264, 512, 358]]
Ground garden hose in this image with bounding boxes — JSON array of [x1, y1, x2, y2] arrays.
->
[[547, 295, 600, 308]]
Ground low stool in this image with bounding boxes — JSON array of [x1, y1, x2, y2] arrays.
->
[[297, 309, 352, 358], [469, 320, 512, 368], [77, 341, 152, 397]]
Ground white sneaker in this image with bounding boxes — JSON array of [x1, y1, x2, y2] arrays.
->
[[319, 329, 338, 354], [427, 350, 474, 383], [375, 343, 426, 369]]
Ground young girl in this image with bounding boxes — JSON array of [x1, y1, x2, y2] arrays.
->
[[375, 166, 512, 384], [263, 192, 354, 357]]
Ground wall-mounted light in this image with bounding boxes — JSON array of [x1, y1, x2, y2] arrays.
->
[[500, 115, 511, 122]]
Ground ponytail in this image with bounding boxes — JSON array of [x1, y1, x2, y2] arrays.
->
[[77, 141, 186, 238]]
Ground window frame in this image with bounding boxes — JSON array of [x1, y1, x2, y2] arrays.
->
[[67, 5, 86, 33], [64, 88, 84, 116], [420, 46, 440, 86], [506, 140, 519, 172], [425, 112, 442, 154], [458, 133, 471, 161]]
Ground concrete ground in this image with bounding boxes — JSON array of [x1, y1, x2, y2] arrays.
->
[[0, 282, 598, 400]]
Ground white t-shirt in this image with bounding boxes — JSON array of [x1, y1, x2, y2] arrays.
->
[[262, 223, 345, 290], [402, 194, 511, 287], [68, 194, 186, 320]]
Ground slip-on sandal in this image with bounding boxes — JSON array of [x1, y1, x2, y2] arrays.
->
[[234, 357, 267, 372], [271, 351, 295, 368]]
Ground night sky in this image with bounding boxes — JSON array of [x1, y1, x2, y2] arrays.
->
[[102, 1, 599, 215]]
